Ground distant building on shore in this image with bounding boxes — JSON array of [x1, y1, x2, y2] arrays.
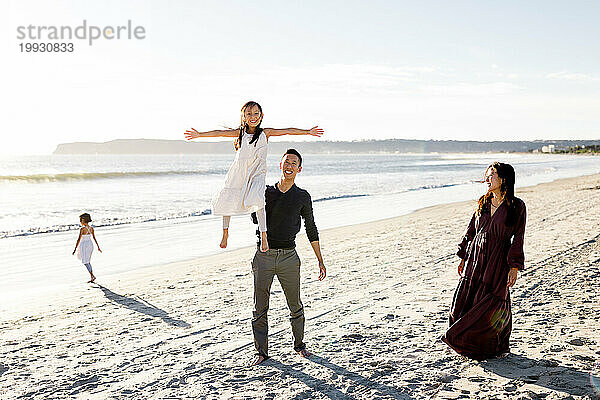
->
[[541, 144, 556, 153], [534, 144, 600, 154]]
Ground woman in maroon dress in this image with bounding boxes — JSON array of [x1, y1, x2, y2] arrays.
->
[[442, 162, 526, 360]]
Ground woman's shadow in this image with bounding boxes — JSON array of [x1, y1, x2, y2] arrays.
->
[[482, 353, 598, 397], [93, 284, 190, 328]]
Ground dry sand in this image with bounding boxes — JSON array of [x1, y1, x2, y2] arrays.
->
[[1, 174, 599, 399]]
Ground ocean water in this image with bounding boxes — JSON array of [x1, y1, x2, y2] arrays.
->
[[1, 153, 599, 304]]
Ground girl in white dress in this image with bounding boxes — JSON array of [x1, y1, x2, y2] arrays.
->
[[185, 101, 323, 251], [72, 213, 102, 283]]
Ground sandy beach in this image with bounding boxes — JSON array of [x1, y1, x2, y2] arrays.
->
[[1, 173, 599, 400]]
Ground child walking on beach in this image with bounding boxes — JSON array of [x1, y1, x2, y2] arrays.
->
[[185, 101, 323, 252], [72, 213, 102, 283]]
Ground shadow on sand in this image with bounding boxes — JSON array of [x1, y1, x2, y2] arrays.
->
[[266, 355, 413, 400], [482, 353, 598, 397], [94, 284, 190, 328]]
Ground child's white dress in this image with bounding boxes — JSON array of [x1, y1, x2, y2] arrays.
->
[[77, 226, 94, 264], [212, 132, 267, 216]]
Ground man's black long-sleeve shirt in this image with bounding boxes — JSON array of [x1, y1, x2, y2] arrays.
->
[[253, 183, 319, 249]]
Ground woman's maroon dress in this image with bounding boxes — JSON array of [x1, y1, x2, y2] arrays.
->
[[442, 198, 527, 360]]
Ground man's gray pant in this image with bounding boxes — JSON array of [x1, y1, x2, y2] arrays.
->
[[251, 248, 305, 358]]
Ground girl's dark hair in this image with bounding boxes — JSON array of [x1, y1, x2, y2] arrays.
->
[[79, 213, 92, 223], [476, 162, 518, 226], [236, 101, 263, 150]]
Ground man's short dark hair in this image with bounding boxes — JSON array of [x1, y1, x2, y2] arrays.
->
[[283, 148, 302, 166]]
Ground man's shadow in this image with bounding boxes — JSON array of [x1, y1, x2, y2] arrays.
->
[[266, 355, 413, 400], [482, 353, 598, 397], [94, 284, 190, 328]]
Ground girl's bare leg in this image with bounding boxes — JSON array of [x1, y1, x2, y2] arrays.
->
[[220, 216, 231, 248], [256, 209, 269, 252], [85, 263, 96, 283]]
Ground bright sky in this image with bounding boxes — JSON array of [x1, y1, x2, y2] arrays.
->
[[1, 0, 599, 154]]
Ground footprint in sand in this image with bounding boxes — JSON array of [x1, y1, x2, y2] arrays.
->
[[549, 344, 565, 352], [503, 383, 518, 392], [342, 333, 365, 342]]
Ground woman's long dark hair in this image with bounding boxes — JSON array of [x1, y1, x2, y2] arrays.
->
[[235, 101, 263, 150], [477, 162, 518, 226]]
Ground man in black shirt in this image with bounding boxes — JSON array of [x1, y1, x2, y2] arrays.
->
[[250, 149, 326, 366]]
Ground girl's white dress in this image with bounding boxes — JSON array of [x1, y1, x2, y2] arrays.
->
[[212, 132, 267, 216], [77, 226, 94, 264]]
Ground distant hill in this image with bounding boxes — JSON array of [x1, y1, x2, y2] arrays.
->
[[53, 138, 600, 155]]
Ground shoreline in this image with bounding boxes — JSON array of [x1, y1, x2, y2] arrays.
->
[[2, 152, 599, 243], [3, 171, 600, 316]]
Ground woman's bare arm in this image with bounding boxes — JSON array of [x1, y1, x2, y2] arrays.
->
[[184, 128, 238, 140], [264, 126, 324, 138]]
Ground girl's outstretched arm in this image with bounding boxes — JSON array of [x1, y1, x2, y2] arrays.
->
[[184, 128, 238, 140], [72, 229, 82, 255], [264, 126, 324, 138]]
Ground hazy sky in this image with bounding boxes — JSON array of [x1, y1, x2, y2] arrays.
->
[[1, 0, 599, 154]]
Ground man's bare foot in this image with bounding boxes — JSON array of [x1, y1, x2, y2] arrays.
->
[[220, 229, 228, 249], [296, 348, 312, 358], [250, 354, 266, 366], [260, 231, 269, 252]]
